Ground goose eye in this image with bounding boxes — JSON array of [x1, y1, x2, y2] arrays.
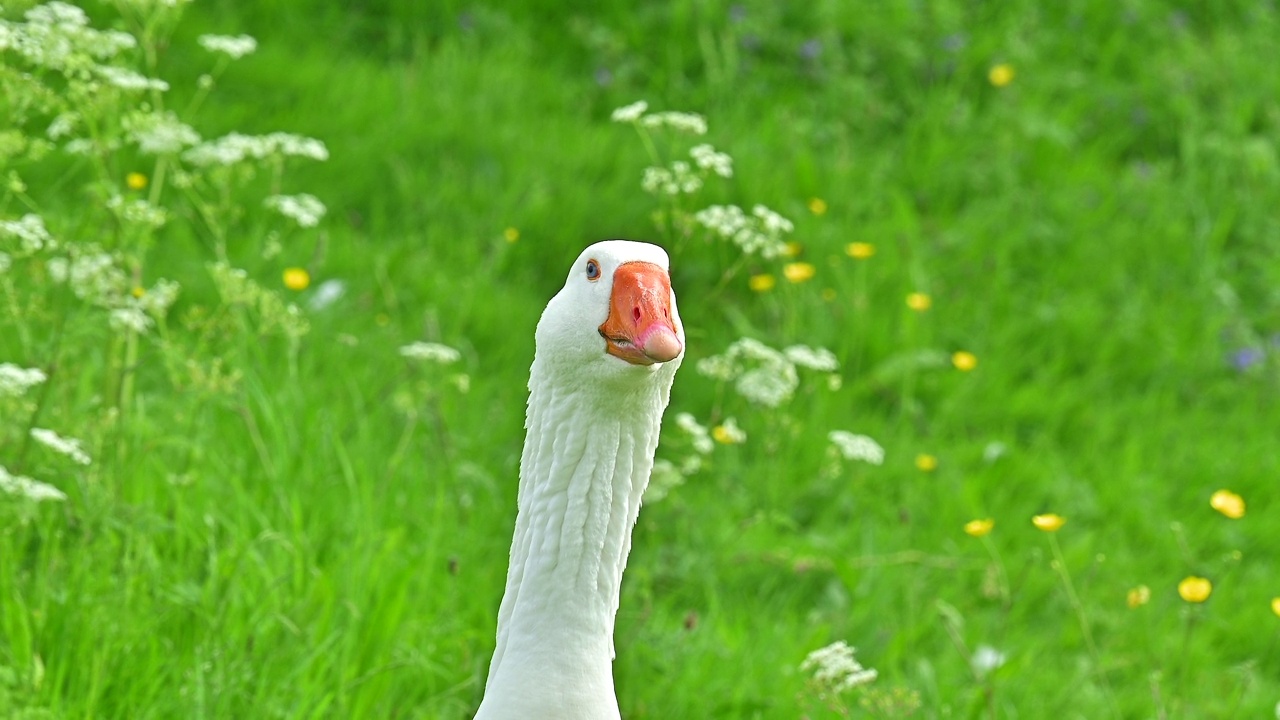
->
[[585, 259, 601, 281]]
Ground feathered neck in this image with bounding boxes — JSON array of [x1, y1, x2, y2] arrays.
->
[[476, 353, 678, 719]]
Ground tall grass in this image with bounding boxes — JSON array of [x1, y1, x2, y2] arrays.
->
[[2, 0, 1279, 717]]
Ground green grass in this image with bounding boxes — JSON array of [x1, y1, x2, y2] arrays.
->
[[3, 0, 1280, 717]]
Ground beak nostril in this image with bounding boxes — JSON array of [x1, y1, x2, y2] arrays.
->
[[633, 307, 641, 323]]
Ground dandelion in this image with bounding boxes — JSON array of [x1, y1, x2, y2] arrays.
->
[[399, 341, 462, 364], [1210, 489, 1245, 519], [846, 242, 875, 259], [30, 428, 91, 465], [126, 172, 147, 190], [1271, 597, 1280, 617], [503, 227, 520, 243], [800, 641, 878, 693], [915, 454, 938, 472], [783, 262, 816, 283], [748, 274, 776, 292], [0, 363, 47, 397], [197, 33, 257, 59], [952, 351, 978, 371], [989, 63, 1015, 87], [1032, 513, 1066, 532], [828, 431, 885, 465], [0, 465, 66, 503], [807, 198, 828, 215], [610, 100, 649, 123], [1127, 585, 1151, 608], [1178, 576, 1212, 603], [781, 241, 802, 258], [906, 292, 932, 311], [711, 418, 746, 444], [265, 194, 326, 227], [964, 518, 994, 537], [282, 267, 310, 291]]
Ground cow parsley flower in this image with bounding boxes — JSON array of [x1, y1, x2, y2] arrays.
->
[[693, 204, 790, 258], [971, 645, 1006, 677], [0, 464, 66, 502], [785, 344, 838, 371], [689, 143, 733, 177], [675, 412, 714, 455], [641, 111, 707, 135], [184, 132, 328, 166], [264, 194, 326, 227], [96, 65, 170, 92], [107, 195, 167, 228], [0, 214, 54, 254], [828, 431, 884, 465], [30, 428, 91, 465], [109, 306, 153, 334], [800, 641, 878, 694], [124, 110, 201, 154], [399, 342, 461, 364], [0, 363, 47, 397], [197, 33, 257, 59], [610, 100, 648, 123], [47, 112, 78, 139]]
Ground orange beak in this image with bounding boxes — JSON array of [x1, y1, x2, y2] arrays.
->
[[598, 261, 682, 365]]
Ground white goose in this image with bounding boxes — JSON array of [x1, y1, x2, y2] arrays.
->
[[474, 240, 685, 720]]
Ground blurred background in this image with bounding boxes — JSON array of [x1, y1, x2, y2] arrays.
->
[[2, 0, 1279, 717]]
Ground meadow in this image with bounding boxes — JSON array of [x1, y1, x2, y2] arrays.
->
[[2, 0, 1279, 717]]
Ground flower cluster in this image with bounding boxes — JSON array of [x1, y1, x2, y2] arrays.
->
[[827, 431, 885, 465], [183, 131, 329, 167], [30, 427, 91, 465], [197, 34, 257, 59], [693, 204, 793, 258], [0, 464, 66, 503], [0, 363, 47, 397], [265, 193, 327, 228], [398, 342, 462, 364], [800, 641, 878, 695]]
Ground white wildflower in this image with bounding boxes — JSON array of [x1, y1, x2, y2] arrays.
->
[[25, 1, 89, 26], [735, 366, 797, 407], [641, 166, 677, 196], [693, 204, 789, 258], [96, 65, 170, 92], [0, 465, 66, 503], [675, 412, 713, 455], [0, 252, 10, 273], [697, 337, 806, 407], [610, 100, 648, 123], [137, 279, 180, 316], [971, 645, 1006, 678], [641, 111, 707, 135], [264, 194, 326, 227], [48, 248, 128, 304], [47, 112, 78, 140], [0, 363, 47, 397], [124, 110, 201, 154], [784, 344, 838, 372], [109, 306, 153, 334], [399, 342, 461, 364], [713, 417, 746, 444], [0, 214, 54, 253], [690, 143, 733, 177], [30, 428, 91, 465], [800, 641, 878, 694], [828, 431, 885, 465], [197, 33, 257, 59], [63, 139, 95, 156], [107, 195, 167, 228], [307, 279, 345, 310], [983, 441, 1008, 463], [695, 353, 738, 381], [752, 204, 794, 234], [183, 132, 328, 167]]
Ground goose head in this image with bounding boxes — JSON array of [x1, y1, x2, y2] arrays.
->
[[534, 239, 684, 389]]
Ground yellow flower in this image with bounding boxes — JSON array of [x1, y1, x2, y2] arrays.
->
[[131, 285, 146, 299], [1209, 489, 1245, 519], [845, 242, 875, 259], [711, 421, 745, 445], [1178, 576, 1212, 603], [748, 273, 776, 292], [283, 267, 310, 291], [807, 198, 828, 215], [906, 292, 931, 311], [783, 262, 816, 283], [781, 241, 802, 258], [1032, 513, 1066, 532], [989, 63, 1015, 88], [503, 227, 520, 243], [915, 454, 937, 472], [1126, 585, 1151, 608], [1271, 597, 1280, 617], [126, 172, 148, 190], [963, 518, 994, 537], [952, 351, 978, 371]]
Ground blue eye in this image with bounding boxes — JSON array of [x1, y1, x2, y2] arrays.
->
[[586, 259, 601, 281]]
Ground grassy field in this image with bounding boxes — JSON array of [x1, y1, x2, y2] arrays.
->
[[3, 0, 1280, 717]]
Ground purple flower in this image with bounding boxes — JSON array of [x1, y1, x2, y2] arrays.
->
[[1229, 347, 1265, 371]]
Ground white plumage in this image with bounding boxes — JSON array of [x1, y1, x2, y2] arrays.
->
[[475, 240, 685, 720]]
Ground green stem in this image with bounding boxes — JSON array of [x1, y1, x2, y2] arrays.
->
[[1047, 534, 1119, 718]]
